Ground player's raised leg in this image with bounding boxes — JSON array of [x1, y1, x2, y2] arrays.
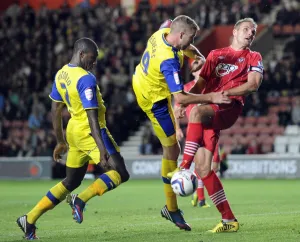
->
[[181, 105, 215, 169]]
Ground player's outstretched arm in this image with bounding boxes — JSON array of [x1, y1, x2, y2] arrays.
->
[[173, 105, 185, 141], [188, 76, 206, 94], [184, 45, 206, 73], [173, 91, 231, 106], [224, 71, 262, 96], [183, 44, 205, 60], [86, 109, 109, 163], [51, 101, 68, 162]]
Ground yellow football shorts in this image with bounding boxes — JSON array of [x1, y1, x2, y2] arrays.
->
[[66, 126, 120, 168], [133, 79, 177, 147]]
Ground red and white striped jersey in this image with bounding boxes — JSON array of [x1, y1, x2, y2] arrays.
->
[[200, 46, 263, 105]]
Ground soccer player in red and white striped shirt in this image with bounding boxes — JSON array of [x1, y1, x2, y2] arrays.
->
[[174, 18, 263, 233]]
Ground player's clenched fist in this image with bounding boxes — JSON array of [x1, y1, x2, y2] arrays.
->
[[210, 92, 231, 104], [53, 142, 68, 162], [174, 105, 186, 119]]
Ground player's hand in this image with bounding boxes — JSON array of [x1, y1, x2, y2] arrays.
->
[[176, 128, 184, 141], [53, 142, 68, 162], [210, 92, 231, 104], [190, 56, 205, 73], [174, 105, 186, 119], [222, 90, 230, 96]]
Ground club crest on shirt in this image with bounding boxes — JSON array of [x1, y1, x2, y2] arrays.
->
[[215, 63, 238, 77], [84, 88, 93, 101]]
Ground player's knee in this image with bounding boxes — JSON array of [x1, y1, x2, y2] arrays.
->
[[195, 162, 210, 178], [163, 142, 180, 160], [110, 153, 130, 183], [190, 106, 212, 124], [190, 106, 203, 122], [119, 168, 130, 183], [62, 177, 82, 191]]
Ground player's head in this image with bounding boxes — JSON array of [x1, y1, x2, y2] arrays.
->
[[232, 18, 257, 48], [73, 37, 98, 71], [170, 15, 199, 50]]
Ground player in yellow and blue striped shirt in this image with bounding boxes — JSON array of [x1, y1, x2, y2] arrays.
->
[[16, 38, 130, 240], [133, 15, 231, 231]]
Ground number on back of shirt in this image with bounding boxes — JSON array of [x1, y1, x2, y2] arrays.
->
[[60, 83, 71, 107], [141, 51, 150, 74]]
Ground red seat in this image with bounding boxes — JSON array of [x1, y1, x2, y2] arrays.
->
[[259, 126, 274, 135], [223, 145, 232, 154], [279, 104, 291, 112], [295, 24, 300, 34], [272, 25, 281, 35], [278, 96, 291, 104], [3, 120, 11, 128], [222, 127, 234, 136], [235, 117, 244, 126], [283, 25, 294, 35], [245, 126, 260, 136], [269, 106, 280, 114], [273, 126, 285, 135], [266, 96, 278, 104], [261, 143, 273, 153], [291, 96, 300, 104], [269, 114, 279, 125], [231, 126, 246, 136], [257, 134, 270, 144], [244, 116, 257, 125], [244, 134, 257, 144], [257, 116, 270, 125]]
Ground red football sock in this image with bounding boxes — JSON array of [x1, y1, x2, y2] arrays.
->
[[180, 123, 203, 169], [202, 171, 235, 220], [194, 170, 205, 201]]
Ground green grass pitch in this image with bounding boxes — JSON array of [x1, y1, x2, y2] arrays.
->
[[1, 179, 300, 242]]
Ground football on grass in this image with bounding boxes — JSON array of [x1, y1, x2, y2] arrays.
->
[[171, 170, 197, 197]]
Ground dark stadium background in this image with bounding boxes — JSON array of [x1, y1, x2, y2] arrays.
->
[[0, 0, 300, 176]]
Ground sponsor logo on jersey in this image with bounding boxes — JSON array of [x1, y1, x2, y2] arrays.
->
[[215, 63, 238, 77], [173, 72, 180, 84], [218, 56, 225, 59], [84, 88, 93, 101]]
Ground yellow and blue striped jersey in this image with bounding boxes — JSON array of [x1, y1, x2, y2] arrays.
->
[[49, 64, 107, 131], [134, 27, 184, 103]]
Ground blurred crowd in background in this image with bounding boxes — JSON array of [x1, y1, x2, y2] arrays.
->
[[0, 0, 300, 158]]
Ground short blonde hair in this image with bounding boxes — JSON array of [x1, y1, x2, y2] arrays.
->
[[171, 15, 200, 33], [234, 18, 257, 29]]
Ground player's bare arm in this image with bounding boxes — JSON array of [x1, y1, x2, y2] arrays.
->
[[173, 90, 231, 106], [174, 106, 185, 141], [51, 101, 68, 162], [224, 71, 263, 96], [183, 44, 205, 60], [188, 75, 206, 94], [86, 109, 109, 163], [183, 45, 206, 72]]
